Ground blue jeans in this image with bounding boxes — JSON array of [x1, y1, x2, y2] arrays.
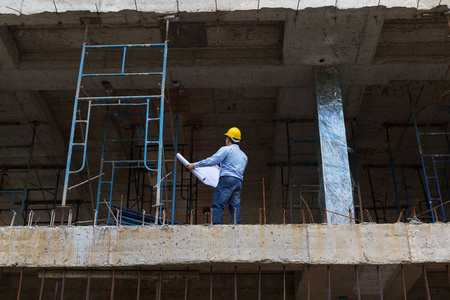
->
[[212, 176, 242, 224]]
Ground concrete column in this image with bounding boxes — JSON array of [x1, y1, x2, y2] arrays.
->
[[314, 67, 354, 224]]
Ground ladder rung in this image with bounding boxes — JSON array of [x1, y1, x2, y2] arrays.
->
[[426, 177, 437, 180], [101, 181, 112, 184], [147, 118, 160, 121], [72, 143, 86, 146], [75, 120, 88, 123], [146, 141, 159, 144]]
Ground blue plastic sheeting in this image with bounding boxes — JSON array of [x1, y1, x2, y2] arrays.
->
[[314, 67, 354, 224]]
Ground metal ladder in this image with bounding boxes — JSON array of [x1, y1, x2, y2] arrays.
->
[[412, 106, 448, 222]]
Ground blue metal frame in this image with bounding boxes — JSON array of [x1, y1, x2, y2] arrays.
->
[[1, 188, 57, 225], [412, 106, 449, 222], [63, 41, 178, 225], [385, 127, 411, 218]]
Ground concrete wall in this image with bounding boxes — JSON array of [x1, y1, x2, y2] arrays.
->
[[0, 0, 448, 15], [0, 223, 448, 267]]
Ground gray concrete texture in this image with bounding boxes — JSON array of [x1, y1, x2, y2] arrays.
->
[[0, 223, 449, 267]]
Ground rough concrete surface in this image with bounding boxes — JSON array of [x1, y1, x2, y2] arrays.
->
[[0, 0, 448, 15], [0, 223, 448, 268]]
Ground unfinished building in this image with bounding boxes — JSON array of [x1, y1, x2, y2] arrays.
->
[[0, 0, 449, 299]]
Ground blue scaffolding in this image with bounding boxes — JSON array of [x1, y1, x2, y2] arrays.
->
[[62, 36, 178, 224], [412, 106, 449, 222]]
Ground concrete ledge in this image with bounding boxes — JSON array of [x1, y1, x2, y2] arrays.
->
[[1, 0, 448, 15], [0, 224, 448, 267]]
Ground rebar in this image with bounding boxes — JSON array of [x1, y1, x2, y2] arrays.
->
[[307, 266, 310, 300], [401, 265, 407, 300], [423, 265, 431, 300], [283, 208, 286, 225], [184, 268, 188, 300], [327, 266, 331, 300], [210, 266, 213, 300], [355, 266, 361, 300], [397, 208, 405, 222], [120, 195, 123, 225], [50, 209, 55, 226], [68, 209, 72, 225], [323, 208, 327, 223], [27, 210, 34, 226], [234, 265, 237, 300], [10, 210, 16, 226], [349, 209, 353, 224], [60, 268, 66, 300], [210, 208, 214, 225], [110, 268, 115, 300], [136, 268, 141, 300], [234, 208, 237, 225], [259, 208, 262, 225], [283, 266, 286, 300], [258, 266, 261, 300], [158, 269, 162, 300], [377, 266, 383, 300], [447, 264, 449, 288], [262, 178, 266, 224], [115, 209, 120, 226], [39, 268, 46, 300], [16, 267, 23, 300], [86, 269, 91, 300], [162, 209, 166, 225], [142, 209, 145, 225], [364, 209, 374, 222], [190, 209, 194, 225], [302, 208, 306, 224], [94, 209, 98, 226]]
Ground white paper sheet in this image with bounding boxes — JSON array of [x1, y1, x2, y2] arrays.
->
[[176, 153, 220, 188]]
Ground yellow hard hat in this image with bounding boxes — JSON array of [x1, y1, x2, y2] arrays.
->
[[224, 127, 241, 141]]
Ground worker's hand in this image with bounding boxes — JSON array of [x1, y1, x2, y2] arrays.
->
[[187, 163, 195, 171]]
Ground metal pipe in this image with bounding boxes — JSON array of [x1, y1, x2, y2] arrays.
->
[[141, 209, 145, 225], [39, 268, 45, 300], [423, 265, 431, 300], [377, 266, 384, 300], [16, 267, 23, 300]]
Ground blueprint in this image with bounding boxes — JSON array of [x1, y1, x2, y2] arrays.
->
[[176, 153, 219, 188]]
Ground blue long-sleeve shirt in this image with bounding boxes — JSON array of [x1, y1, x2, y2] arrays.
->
[[194, 144, 248, 181]]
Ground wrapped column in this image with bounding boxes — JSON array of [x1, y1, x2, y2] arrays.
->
[[314, 67, 354, 224]]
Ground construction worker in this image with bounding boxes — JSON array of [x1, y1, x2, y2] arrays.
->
[[188, 127, 248, 224]]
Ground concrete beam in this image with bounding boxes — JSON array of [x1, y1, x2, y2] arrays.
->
[[0, 223, 449, 268], [0, 26, 19, 70], [1, 64, 450, 91]]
